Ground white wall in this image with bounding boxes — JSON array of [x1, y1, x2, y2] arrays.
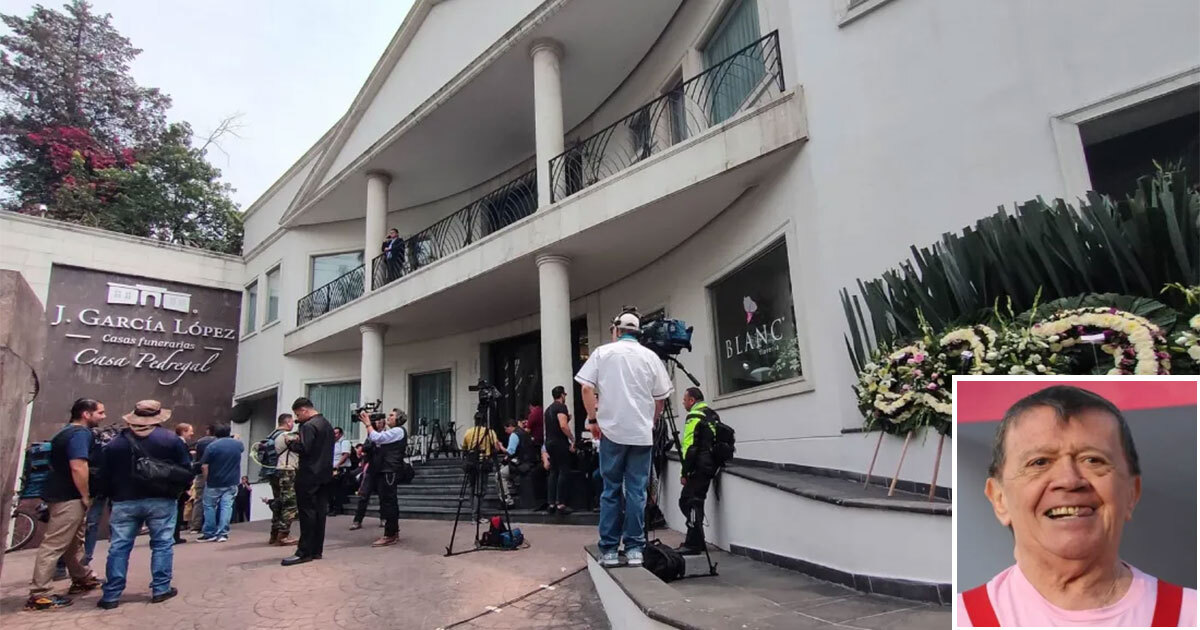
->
[[0, 212, 244, 303]]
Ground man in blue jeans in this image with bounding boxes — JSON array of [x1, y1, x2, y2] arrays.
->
[[575, 308, 673, 568], [198, 424, 243, 542], [96, 400, 192, 609]]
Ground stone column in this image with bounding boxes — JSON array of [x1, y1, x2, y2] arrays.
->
[[536, 254, 572, 413], [359, 323, 386, 440], [365, 171, 391, 288], [530, 39, 565, 208]]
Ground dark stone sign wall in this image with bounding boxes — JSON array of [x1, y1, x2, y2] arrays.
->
[[29, 264, 240, 442]]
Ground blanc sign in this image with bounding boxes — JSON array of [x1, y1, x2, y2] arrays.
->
[[49, 279, 238, 386]]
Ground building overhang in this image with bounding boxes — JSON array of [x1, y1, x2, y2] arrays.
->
[[282, 89, 808, 355], [280, 0, 684, 228]]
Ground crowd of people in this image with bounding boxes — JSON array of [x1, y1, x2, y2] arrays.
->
[[23, 307, 724, 611]]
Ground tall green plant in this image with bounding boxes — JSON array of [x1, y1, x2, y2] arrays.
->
[[842, 167, 1199, 366]]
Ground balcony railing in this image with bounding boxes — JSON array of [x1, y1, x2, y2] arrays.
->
[[372, 169, 538, 290], [549, 30, 783, 203], [297, 264, 365, 325]]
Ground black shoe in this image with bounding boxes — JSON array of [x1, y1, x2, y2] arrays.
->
[[96, 599, 119, 610], [150, 587, 178, 603], [281, 554, 315, 566], [547, 505, 557, 514], [173, 538, 187, 544], [557, 506, 573, 516]]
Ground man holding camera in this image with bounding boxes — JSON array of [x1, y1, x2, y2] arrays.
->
[[575, 308, 673, 568], [358, 408, 408, 547], [281, 398, 335, 566]]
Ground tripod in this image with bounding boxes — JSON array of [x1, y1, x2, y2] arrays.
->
[[444, 402, 519, 557], [652, 355, 718, 577]]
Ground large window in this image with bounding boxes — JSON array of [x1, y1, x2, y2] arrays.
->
[[265, 266, 281, 324], [306, 381, 360, 436], [410, 371, 451, 431], [244, 281, 258, 334], [311, 251, 364, 291], [703, 0, 762, 124], [709, 239, 801, 395]]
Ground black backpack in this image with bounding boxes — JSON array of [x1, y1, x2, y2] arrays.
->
[[126, 430, 194, 497], [703, 407, 736, 467], [642, 540, 686, 582]]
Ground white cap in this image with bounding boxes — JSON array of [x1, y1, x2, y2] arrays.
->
[[612, 312, 640, 332]]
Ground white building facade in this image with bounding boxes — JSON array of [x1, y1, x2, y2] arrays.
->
[[11, 0, 1194, 593]]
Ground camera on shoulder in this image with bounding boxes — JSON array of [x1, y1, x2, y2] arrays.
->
[[351, 399, 386, 423]]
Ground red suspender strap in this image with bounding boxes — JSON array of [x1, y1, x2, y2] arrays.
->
[[1151, 579, 1183, 627], [963, 584, 1001, 627]]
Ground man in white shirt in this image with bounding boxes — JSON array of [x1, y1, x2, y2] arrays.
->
[[358, 410, 408, 547], [575, 308, 673, 568], [329, 427, 352, 516]]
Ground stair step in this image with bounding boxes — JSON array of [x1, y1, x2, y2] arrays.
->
[[350, 506, 600, 526]]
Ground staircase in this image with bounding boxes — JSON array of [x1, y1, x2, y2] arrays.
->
[[342, 455, 599, 525]]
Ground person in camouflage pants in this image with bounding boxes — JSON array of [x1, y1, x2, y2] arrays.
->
[[268, 414, 299, 546]]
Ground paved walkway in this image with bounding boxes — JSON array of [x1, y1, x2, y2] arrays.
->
[[0, 518, 606, 630]]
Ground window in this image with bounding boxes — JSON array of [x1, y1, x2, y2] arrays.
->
[[1080, 86, 1199, 198], [306, 381, 361, 436], [311, 251, 364, 291], [703, 0, 762, 124], [244, 281, 258, 334], [265, 267, 280, 324], [410, 371, 451, 431], [709, 239, 801, 395]]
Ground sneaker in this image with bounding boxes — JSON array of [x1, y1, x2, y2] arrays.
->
[[626, 549, 644, 567], [150, 587, 178, 604], [557, 506, 573, 516], [349, 522, 362, 530], [67, 576, 102, 594], [196, 535, 216, 542], [216, 536, 229, 543], [96, 599, 119, 610], [25, 594, 72, 610], [173, 538, 187, 544], [599, 551, 621, 568]]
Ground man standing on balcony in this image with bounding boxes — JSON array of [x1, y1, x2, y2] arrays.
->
[[575, 308, 673, 568], [281, 398, 335, 566], [382, 227, 405, 281]]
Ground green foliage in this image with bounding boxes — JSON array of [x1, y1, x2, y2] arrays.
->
[[0, 1, 241, 254], [842, 167, 1199, 367]]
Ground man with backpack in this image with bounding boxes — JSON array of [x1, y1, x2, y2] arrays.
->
[[677, 387, 733, 556], [261, 413, 298, 546]]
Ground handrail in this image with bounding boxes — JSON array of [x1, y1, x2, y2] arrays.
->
[[549, 30, 783, 203], [296, 264, 365, 325], [371, 168, 538, 290]]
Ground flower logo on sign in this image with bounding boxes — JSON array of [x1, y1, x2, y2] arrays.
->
[[743, 296, 758, 324]]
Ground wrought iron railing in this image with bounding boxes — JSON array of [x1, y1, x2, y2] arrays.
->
[[297, 264, 365, 325], [372, 169, 538, 290], [549, 30, 783, 203]]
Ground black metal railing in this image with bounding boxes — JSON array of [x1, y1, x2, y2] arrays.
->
[[372, 169, 538, 290], [297, 264, 365, 325], [549, 30, 783, 203]]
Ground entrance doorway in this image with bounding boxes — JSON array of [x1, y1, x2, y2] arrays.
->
[[485, 318, 590, 441]]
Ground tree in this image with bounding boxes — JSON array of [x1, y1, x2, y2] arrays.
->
[[0, 1, 242, 254]]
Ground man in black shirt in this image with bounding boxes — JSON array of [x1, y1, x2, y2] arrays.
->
[[281, 397, 335, 566], [543, 385, 575, 515], [25, 399, 104, 611]]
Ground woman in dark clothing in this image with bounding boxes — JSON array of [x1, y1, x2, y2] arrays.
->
[[234, 476, 252, 523]]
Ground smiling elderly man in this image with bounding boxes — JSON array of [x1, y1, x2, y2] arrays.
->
[[958, 385, 1196, 627]]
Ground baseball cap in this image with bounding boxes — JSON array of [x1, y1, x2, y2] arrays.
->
[[612, 311, 640, 333]]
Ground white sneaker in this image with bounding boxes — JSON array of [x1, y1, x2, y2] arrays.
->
[[626, 549, 644, 567], [216, 536, 228, 543], [600, 551, 620, 567]]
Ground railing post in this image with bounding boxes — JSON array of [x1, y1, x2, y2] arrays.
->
[[530, 39, 565, 208]]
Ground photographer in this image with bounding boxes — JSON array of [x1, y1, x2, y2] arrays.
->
[[462, 413, 506, 521], [350, 412, 390, 530], [358, 408, 408, 547], [500, 418, 537, 507]]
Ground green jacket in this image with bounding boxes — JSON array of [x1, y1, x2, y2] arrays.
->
[[681, 402, 715, 476]]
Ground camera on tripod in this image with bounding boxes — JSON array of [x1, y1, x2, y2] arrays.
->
[[468, 379, 502, 401], [351, 399, 386, 423]]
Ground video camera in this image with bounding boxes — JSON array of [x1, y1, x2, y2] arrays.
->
[[468, 379, 502, 403], [351, 399, 386, 424], [640, 318, 694, 358]]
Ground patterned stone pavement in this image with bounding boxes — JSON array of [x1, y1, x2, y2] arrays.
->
[[0, 518, 607, 630]]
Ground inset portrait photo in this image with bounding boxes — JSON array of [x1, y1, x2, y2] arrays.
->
[[954, 377, 1199, 627]]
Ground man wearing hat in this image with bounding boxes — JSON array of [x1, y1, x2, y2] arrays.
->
[[95, 400, 192, 609], [575, 307, 673, 568]]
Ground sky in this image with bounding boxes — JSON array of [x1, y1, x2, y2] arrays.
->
[[0, 0, 415, 207]]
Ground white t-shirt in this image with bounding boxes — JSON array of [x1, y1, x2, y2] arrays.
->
[[333, 438, 351, 467], [574, 337, 673, 446]]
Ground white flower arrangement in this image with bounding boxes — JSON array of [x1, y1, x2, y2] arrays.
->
[[1175, 313, 1200, 362], [938, 325, 998, 374], [855, 340, 951, 435], [1031, 307, 1170, 375]]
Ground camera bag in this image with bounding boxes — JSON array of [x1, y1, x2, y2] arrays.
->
[[642, 539, 686, 582]]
